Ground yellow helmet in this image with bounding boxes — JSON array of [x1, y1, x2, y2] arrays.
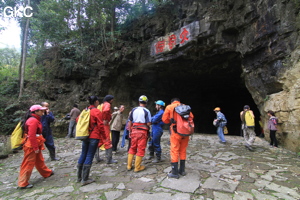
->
[[214, 107, 221, 111]]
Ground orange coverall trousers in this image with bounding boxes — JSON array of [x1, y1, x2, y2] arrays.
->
[[18, 146, 52, 187], [170, 131, 190, 163], [98, 125, 112, 149], [128, 128, 148, 157]]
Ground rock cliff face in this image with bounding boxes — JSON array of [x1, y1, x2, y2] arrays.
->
[[39, 0, 300, 152]]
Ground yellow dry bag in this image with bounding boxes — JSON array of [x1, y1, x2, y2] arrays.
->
[[10, 121, 24, 150], [75, 108, 91, 140]]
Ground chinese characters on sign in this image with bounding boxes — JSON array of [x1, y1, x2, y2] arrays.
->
[[151, 21, 199, 56]]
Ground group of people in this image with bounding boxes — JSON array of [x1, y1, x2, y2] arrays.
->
[[213, 105, 279, 151], [17, 95, 279, 189], [76, 94, 193, 181]]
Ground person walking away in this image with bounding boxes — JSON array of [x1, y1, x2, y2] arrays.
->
[[213, 107, 227, 144], [147, 100, 165, 163], [41, 102, 60, 161], [98, 95, 117, 164], [66, 104, 81, 138], [162, 98, 194, 179], [110, 105, 125, 153], [267, 110, 278, 148], [77, 96, 107, 186], [18, 105, 54, 189], [240, 105, 256, 151], [127, 95, 152, 172]]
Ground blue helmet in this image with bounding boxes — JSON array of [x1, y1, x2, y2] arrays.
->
[[155, 100, 165, 106]]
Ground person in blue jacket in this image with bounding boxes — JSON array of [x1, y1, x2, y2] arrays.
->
[[147, 100, 165, 163], [41, 102, 60, 161], [121, 111, 132, 151]]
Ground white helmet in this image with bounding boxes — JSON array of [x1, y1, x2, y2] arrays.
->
[[139, 95, 148, 103]]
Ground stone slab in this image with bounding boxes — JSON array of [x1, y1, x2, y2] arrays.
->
[[202, 177, 239, 193], [161, 170, 201, 193]]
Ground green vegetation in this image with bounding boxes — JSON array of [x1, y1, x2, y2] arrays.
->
[[0, 0, 175, 136]]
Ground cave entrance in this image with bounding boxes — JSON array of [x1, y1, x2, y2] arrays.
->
[[128, 52, 261, 136]]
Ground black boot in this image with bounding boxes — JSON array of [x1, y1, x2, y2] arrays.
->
[[146, 151, 154, 160], [179, 160, 186, 176], [49, 149, 60, 161], [94, 148, 103, 163], [168, 162, 179, 179], [152, 153, 161, 163], [81, 164, 94, 186], [106, 148, 118, 164], [77, 164, 83, 182]]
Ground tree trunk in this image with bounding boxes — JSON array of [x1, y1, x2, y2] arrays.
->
[[111, 0, 116, 41], [77, 0, 83, 47], [141, 0, 146, 13], [18, 17, 30, 99]]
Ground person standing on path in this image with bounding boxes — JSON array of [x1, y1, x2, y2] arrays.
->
[[127, 95, 152, 172], [240, 105, 256, 151], [121, 111, 132, 151], [98, 95, 117, 164], [213, 107, 227, 144], [110, 105, 125, 153], [162, 98, 194, 179], [147, 100, 165, 163], [267, 110, 279, 148], [77, 96, 107, 186], [66, 104, 81, 138], [41, 102, 60, 161], [18, 105, 54, 189]]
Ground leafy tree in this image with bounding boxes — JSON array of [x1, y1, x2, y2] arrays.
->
[[0, 48, 20, 68]]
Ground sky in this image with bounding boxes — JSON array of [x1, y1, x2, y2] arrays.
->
[[0, 18, 21, 51]]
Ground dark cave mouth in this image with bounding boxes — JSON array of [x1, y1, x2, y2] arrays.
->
[[126, 52, 261, 136]]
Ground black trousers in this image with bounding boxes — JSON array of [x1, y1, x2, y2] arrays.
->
[[270, 130, 278, 147], [111, 130, 121, 151]]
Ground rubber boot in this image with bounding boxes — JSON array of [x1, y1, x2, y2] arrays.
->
[[81, 164, 94, 186], [168, 162, 179, 179], [127, 154, 134, 171], [152, 154, 161, 163], [77, 164, 83, 182], [146, 152, 154, 160], [94, 148, 104, 163], [49, 149, 60, 161], [106, 148, 118, 164], [179, 160, 186, 176], [134, 156, 145, 172]]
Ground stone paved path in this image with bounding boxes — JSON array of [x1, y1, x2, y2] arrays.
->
[[0, 132, 300, 200]]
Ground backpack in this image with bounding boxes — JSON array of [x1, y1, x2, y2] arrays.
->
[[171, 104, 194, 136], [243, 110, 255, 127], [10, 121, 24, 150], [75, 108, 94, 140]]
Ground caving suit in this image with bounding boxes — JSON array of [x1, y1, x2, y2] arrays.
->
[[162, 101, 194, 163], [215, 111, 227, 143], [97, 102, 112, 149], [128, 106, 152, 157], [148, 109, 165, 158], [18, 114, 53, 187]]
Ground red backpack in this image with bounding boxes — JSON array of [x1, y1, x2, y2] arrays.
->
[[171, 104, 194, 136]]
